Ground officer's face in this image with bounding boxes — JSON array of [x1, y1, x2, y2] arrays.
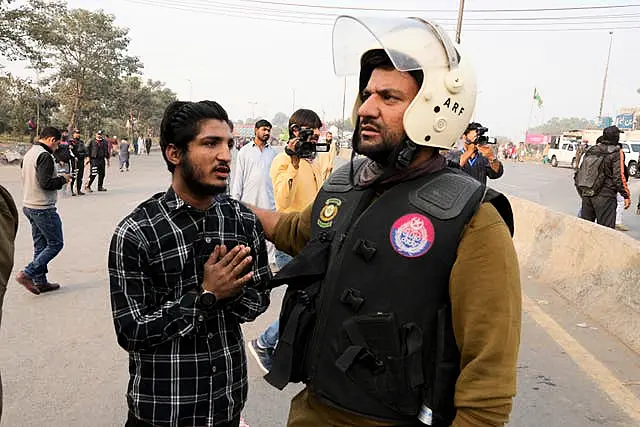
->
[[356, 68, 419, 163]]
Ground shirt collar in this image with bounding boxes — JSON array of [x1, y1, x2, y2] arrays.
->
[[37, 142, 53, 154], [251, 140, 271, 148], [161, 186, 227, 212]]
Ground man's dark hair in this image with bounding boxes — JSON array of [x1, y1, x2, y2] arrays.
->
[[228, 120, 235, 132], [255, 119, 272, 129], [160, 100, 230, 173], [359, 49, 424, 94], [288, 109, 322, 130], [39, 126, 61, 141]]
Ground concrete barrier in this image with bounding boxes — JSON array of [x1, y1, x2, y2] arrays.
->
[[509, 195, 640, 354]]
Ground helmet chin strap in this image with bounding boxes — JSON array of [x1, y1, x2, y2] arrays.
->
[[393, 139, 418, 170]]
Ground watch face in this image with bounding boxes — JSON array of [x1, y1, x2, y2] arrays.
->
[[200, 292, 216, 307]]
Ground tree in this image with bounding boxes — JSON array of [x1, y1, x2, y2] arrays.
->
[[528, 117, 597, 135], [26, 1, 142, 130], [272, 112, 288, 128], [0, 0, 41, 61]]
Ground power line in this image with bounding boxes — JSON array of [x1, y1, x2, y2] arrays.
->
[[125, 0, 640, 23], [124, 0, 640, 31], [155, 0, 640, 13]]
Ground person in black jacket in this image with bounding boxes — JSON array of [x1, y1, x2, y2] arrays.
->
[[580, 127, 631, 228], [85, 130, 110, 192], [69, 129, 87, 196]]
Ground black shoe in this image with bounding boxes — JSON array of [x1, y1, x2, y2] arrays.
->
[[77, 191, 85, 196], [71, 191, 76, 196], [98, 187, 107, 192], [37, 282, 61, 293], [248, 339, 274, 374]]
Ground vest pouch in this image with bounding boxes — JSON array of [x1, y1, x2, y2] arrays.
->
[[265, 281, 320, 389], [421, 305, 459, 426], [335, 313, 424, 416]]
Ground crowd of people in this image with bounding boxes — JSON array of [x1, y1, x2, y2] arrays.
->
[[0, 13, 637, 427]]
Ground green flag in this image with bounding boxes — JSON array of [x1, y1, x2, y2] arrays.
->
[[533, 88, 543, 108]]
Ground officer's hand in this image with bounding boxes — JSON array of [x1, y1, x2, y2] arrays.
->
[[202, 245, 253, 300], [62, 173, 72, 183], [624, 198, 631, 210], [287, 138, 300, 168]]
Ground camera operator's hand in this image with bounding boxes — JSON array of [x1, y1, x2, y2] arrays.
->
[[478, 145, 495, 161], [202, 244, 253, 300], [286, 138, 301, 169]]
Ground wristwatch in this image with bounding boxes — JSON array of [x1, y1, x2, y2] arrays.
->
[[198, 290, 218, 309]]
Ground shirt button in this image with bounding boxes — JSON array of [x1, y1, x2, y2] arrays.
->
[[198, 315, 205, 322], [205, 237, 211, 244], [211, 366, 217, 373], [207, 332, 214, 339]]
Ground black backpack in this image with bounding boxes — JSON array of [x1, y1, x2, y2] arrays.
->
[[574, 147, 608, 197]]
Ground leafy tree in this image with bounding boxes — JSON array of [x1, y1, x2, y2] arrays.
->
[[528, 117, 596, 135], [272, 112, 288, 127], [25, 0, 142, 129]]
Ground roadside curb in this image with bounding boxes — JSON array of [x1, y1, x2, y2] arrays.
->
[[509, 195, 640, 354]]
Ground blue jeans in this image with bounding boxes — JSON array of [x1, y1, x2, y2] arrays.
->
[[23, 207, 64, 285], [259, 251, 293, 349]]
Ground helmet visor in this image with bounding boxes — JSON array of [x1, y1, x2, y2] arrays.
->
[[332, 16, 456, 76]]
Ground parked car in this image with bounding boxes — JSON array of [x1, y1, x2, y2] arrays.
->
[[548, 141, 579, 168], [620, 141, 640, 178]]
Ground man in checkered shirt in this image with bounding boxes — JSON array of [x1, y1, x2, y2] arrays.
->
[[109, 100, 271, 427]]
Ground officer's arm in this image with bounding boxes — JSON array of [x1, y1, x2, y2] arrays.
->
[[249, 203, 312, 257], [449, 203, 522, 427]]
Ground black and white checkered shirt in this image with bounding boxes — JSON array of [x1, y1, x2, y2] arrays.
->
[[109, 187, 271, 427]]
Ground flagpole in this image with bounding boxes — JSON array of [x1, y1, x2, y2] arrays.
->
[[527, 88, 535, 137]]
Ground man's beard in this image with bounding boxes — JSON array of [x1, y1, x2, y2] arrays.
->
[[353, 119, 406, 166], [182, 154, 227, 197]]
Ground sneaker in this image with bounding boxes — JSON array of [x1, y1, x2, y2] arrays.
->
[[16, 271, 40, 295], [615, 223, 630, 231], [37, 282, 61, 293], [247, 339, 274, 374]]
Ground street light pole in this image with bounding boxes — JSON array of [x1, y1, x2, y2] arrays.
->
[[186, 79, 193, 101], [598, 31, 613, 122], [455, 0, 466, 44]]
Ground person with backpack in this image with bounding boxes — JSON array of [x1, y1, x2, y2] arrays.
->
[[575, 126, 631, 229], [247, 17, 521, 427]]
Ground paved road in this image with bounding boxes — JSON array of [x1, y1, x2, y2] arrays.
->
[[491, 161, 640, 240], [0, 154, 638, 426]]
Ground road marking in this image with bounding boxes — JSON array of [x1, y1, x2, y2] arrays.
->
[[523, 295, 640, 423]]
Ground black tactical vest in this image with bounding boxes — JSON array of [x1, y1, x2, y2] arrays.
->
[[267, 160, 509, 426]]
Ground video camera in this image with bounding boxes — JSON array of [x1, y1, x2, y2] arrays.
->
[[474, 125, 496, 146], [286, 124, 331, 159]]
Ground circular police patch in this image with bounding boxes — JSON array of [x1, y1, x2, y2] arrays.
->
[[389, 213, 435, 258]]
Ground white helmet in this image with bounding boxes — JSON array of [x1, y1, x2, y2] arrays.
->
[[332, 16, 477, 151]]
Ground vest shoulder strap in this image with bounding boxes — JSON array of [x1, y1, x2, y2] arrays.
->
[[410, 168, 485, 221], [322, 157, 368, 193], [483, 188, 515, 237]]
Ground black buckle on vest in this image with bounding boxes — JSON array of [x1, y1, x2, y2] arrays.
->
[[358, 350, 385, 375], [340, 288, 365, 312], [352, 239, 377, 262]]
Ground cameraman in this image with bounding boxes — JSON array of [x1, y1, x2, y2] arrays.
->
[[270, 109, 333, 214], [446, 122, 503, 185]]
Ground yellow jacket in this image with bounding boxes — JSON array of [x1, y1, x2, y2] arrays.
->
[[270, 148, 336, 213]]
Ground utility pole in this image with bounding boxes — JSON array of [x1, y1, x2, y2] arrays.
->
[[455, 0, 466, 44], [598, 31, 614, 122], [292, 89, 296, 113], [248, 101, 258, 119], [186, 79, 193, 101]]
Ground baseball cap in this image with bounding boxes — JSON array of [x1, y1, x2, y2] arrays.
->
[[73, 128, 80, 133], [97, 130, 103, 135]]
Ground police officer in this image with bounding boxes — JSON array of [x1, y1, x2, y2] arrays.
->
[[69, 129, 87, 196], [86, 130, 110, 192], [248, 16, 521, 427]]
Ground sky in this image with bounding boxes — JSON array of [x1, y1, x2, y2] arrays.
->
[[4, 0, 640, 140]]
